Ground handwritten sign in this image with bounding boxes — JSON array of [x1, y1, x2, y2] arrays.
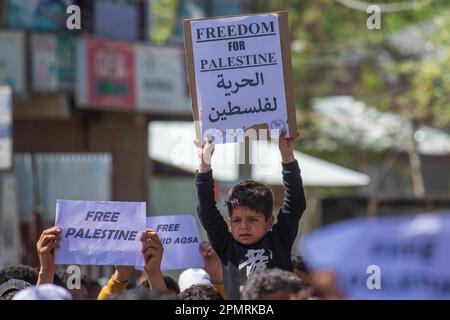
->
[[299, 211, 450, 299], [137, 215, 203, 271], [184, 11, 297, 143], [55, 200, 146, 266]]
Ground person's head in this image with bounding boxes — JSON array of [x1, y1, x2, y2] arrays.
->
[[310, 269, 344, 300], [12, 284, 73, 300], [0, 279, 32, 300], [0, 265, 38, 286], [178, 268, 212, 292], [225, 180, 274, 245], [241, 268, 309, 300], [179, 284, 224, 300], [292, 255, 311, 284]]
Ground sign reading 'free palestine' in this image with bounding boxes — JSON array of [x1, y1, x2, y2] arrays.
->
[[184, 11, 297, 144], [55, 200, 146, 266]]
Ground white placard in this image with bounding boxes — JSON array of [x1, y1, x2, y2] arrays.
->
[[55, 200, 146, 266], [190, 14, 289, 143], [137, 215, 203, 270]]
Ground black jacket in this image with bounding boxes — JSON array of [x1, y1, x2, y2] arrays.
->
[[195, 160, 306, 299]]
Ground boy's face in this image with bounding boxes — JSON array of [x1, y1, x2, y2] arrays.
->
[[229, 207, 274, 245]]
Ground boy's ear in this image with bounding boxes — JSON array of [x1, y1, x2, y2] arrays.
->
[[266, 215, 274, 230]]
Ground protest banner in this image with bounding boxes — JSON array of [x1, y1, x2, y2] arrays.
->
[[137, 215, 203, 270], [55, 200, 146, 266], [299, 211, 450, 299], [184, 11, 297, 143]]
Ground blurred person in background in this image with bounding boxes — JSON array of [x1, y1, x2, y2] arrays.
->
[[179, 284, 224, 300], [240, 268, 310, 300], [292, 254, 311, 285]]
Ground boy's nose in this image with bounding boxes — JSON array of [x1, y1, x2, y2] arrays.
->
[[240, 223, 250, 230]]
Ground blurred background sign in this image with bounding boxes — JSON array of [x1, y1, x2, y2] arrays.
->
[[0, 31, 26, 97], [76, 37, 137, 110], [300, 211, 450, 299], [6, 0, 73, 31], [135, 45, 189, 114], [31, 33, 76, 92], [0, 86, 12, 171], [94, 0, 140, 41]]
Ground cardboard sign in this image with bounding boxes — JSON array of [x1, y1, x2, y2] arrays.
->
[[299, 211, 450, 299], [184, 11, 296, 143], [55, 200, 146, 266], [137, 215, 203, 270]]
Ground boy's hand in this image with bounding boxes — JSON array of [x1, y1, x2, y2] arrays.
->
[[278, 130, 296, 163], [36, 226, 61, 285], [199, 241, 223, 284], [194, 138, 215, 173]]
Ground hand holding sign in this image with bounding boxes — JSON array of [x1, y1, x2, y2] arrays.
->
[[55, 200, 146, 266], [36, 227, 62, 285], [140, 229, 167, 292], [277, 130, 296, 163], [184, 12, 297, 144], [194, 138, 215, 172]]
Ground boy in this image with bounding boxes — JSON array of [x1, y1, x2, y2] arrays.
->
[[195, 132, 306, 299]]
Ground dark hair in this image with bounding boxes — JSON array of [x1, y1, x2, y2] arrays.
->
[[292, 255, 310, 273], [241, 268, 308, 300], [225, 180, 273, 219], [108, 287, 177, 300], [0, 265, 38, 286], [0, 279, 32, 300], [140, 276, 180, 295], [179, 284, 224, 300]]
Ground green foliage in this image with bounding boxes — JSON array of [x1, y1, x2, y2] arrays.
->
[[151, 0, 178, 44]]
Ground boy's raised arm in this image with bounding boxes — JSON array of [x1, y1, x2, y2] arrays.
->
[[273, 131, 307, 247], [194, 138, 230, 257]]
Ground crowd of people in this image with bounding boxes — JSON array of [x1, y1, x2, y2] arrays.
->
[[0, 132, 345, 300], [0, 239, 342, 300]]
